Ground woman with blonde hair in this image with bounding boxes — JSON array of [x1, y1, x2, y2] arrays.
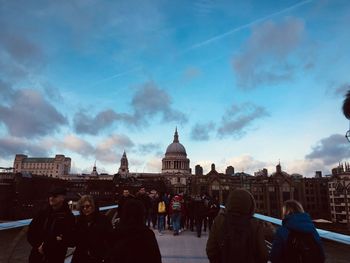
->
[[71, 195, 113, 263], [270, 200, 325, 263]]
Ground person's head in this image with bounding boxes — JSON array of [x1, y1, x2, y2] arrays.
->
[[139, 187, 146, 195], [122, 189, 130, 197], [78, 195, 96, 216], [48, 187, 66, 210], [121, 199, 145, 225], [282, 200, 304, 218], [225, 188, 255, 216]]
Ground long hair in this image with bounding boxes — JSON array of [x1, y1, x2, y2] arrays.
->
[[78, 195, 96, 215], [283, 200, 304, 215], [343, 90, 350, 119]]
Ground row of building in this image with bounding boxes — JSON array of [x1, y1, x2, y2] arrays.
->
[[1, 129, 350, 227]]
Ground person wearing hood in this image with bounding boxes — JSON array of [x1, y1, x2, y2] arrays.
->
[[206, 188, 268, 263], [27, 187, 75, 263], [270, 200, 325, 263], [107, 199, 162, 263], [71, 195, 113, 263]]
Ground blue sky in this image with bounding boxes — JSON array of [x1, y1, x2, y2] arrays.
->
[[1, 0, 350, 176]]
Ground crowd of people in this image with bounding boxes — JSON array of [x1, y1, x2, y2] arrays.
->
[[27, 186, 325, 263], [115, 187, 221, 238]]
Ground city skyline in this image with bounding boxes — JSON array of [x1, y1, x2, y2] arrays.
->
[[1, 0, 350, 176]]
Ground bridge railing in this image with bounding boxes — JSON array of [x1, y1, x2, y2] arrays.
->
[[1, 204, 349, 245], [220, 205, 350, 246]]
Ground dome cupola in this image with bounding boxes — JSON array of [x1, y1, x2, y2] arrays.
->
[[162, 128, 190, 174], [165, 128, 187, 156]]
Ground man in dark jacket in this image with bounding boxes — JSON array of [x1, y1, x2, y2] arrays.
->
[[27, 187, 75, 263], [206, 188, 268, 263], [117, 189, 133, 219], [193, 195, 207, 237], [136, 187, 151, 224]]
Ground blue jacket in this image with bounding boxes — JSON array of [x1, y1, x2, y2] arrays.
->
[[270, 212, 325, 263]]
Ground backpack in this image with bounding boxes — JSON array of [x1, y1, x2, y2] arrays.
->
[[219, 214, 256, 263], [285, 230, 325, 263], [158, 201, 166, 213], [172, 201, 181, 211]]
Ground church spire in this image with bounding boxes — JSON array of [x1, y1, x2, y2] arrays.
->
[[118, 151, 129, 178], [173, 127, 179, 143], [91, 160, 98, 177]]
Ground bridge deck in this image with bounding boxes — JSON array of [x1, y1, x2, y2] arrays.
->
[[1, 226, 350, 263], [154, 229, 208, 263]]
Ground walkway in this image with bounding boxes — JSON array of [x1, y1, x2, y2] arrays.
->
[[155, 229, 209, 263]]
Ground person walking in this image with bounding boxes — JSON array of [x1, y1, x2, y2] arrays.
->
[[170, 195, 182, 235], [207, 196, 220, 231], [27, 187, 75, 263], [117, 189, 133, 220], [193, 195, 206, 237], [136, 187, 151, 224], [157, 195, 167, 235], [108, 199, 162, 263], [270, 200, 325, 263], [71, 195, 113, 263], [206, 188, 268, 263]]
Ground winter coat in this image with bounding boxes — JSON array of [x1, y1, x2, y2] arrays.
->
[[193, 197, 207, 220], [27, 203, 75, 263], [206, 189, 268, 263], [117, 195, 133, 218], [71, 212, 113, 263], [107, 222, 162, 263], [136, 193, 151, 212], [270, 212, 325, 263]]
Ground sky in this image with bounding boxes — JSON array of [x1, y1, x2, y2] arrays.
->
[[1, 0, 350, 176]]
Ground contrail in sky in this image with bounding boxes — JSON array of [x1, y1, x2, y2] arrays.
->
[[91, 66, 142, 87], [183, 0, 313, 53]]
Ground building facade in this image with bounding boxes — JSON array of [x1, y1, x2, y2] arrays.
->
[[114, 128, 192, 194], [329, 163, 350, 224], [13, 154, 71, 177]]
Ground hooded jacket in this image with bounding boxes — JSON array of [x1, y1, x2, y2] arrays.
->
[[206, 189, 268, 263], [270, 212, 325, 263]]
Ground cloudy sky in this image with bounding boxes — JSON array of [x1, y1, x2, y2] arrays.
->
[[1, 0, 350, 176]]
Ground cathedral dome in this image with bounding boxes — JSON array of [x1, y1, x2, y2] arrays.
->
[[166, 142, 187, 155], [165, 129, 187, 156]]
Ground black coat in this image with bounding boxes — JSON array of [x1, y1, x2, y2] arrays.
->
[[108, 223, 162, 263], [194, 198, 207, 220], [27, 203, 75, 263], [71, 213, 113, 263]]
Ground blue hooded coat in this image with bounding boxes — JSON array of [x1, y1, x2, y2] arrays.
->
[[270, 212, 325, 263]]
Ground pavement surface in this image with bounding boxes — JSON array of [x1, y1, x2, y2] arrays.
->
[[155, 229, 209, 263]]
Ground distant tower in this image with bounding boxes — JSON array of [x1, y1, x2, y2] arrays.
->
[[225, 166, 235, 175], [90, 161, 99, 177], [118, 151, 129, 178], [276, 161, 282, 174]]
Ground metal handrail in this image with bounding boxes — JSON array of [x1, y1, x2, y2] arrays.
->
[[220, 205, 350, 245], [1, 204, 350, 245], [0, 205, 118, 230]]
